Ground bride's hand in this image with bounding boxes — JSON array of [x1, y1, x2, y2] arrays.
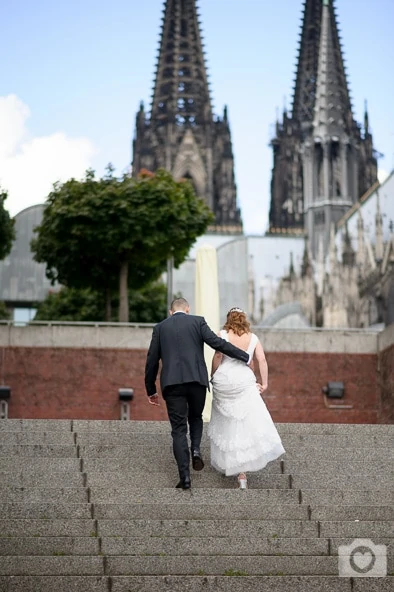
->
[[257, 383, 267, 394]]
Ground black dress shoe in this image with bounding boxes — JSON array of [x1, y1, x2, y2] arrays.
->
[[176, 476, 191, 490], [192, 449, 204, 471]]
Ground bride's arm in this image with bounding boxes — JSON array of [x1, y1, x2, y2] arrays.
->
[[211, 351, 223, 376], [253, 340, 268, 392]]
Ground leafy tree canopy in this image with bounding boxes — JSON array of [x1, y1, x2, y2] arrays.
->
[[0, 188, 15, 261], [34, 281, 168, 324], [0, 302, 10, 320], [32, 167, 213, 320]]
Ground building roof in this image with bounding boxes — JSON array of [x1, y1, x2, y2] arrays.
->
[[0, 204, 57, 304]]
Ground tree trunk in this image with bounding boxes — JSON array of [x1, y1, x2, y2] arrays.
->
[[119, 261, 129, 322], [105, 288, 112, 322]]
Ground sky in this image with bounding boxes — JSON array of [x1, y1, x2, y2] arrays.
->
[[1, 0, 393, 234]]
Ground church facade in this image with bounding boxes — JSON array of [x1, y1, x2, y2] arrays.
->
[[132, 0, 242, 234], [269, 0, 378, 258]]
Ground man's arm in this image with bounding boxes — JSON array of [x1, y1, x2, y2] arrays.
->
[[200, 319, 249, 363], [145, 325, 161, 397]]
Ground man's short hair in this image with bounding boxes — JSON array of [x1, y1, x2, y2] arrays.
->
[[171, 297, 189, 311]]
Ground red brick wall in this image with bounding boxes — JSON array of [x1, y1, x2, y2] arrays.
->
[[2, 346, 382, 423], [379, 344, 394, 424]]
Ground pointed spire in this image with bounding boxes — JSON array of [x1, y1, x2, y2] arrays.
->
[[292, 0, 352, 129], [223, 105, 228, 122], [329, 223, 338, 273], [364, 99, 369, 136], [356, 209, 366, 268], [375, 192, 384, 261], [301, 237, 313, 277], [289, 251, 295, 277], [150, 0, 212, 126], [342, 224, 355, 267], [313, 0, 350, 137], [316, 233, 325, 296]]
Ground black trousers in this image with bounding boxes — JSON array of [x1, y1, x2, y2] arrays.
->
[[163, 382, 206, 479]]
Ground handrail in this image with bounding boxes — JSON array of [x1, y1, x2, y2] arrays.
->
[[0, 319, 383, 333]]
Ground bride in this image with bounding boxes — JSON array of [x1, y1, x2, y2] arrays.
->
[[208, 307, 285, 489]]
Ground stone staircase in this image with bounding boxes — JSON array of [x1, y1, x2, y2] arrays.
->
[[0, 419, 392, 591]]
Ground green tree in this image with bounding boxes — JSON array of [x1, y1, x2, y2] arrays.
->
[[32, 167, 213, 322], [0, 187, 15, 261], [0, 301, 10, 320], [34, 280, 168, 323]]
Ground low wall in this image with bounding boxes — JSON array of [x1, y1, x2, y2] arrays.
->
[[378, 324, 394, 423], [1, 322, 389, 423]]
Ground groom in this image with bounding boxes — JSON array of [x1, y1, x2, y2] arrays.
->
[[145, 297, 250, 489]]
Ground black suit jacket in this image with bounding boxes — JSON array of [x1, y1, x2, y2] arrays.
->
[[145, 312, 249, 397]]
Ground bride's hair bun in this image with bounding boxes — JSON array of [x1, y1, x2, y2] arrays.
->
[[224, 307, 250, 335]]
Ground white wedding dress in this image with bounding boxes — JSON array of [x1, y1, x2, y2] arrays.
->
[[208, 330, 285, 476]]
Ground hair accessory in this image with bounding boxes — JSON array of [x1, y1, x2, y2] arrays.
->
[[228, 307, 245, 314]]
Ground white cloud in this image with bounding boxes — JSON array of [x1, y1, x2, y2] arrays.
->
[[0, 94, 96, 216]]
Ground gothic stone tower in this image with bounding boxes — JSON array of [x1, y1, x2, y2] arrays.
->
[[269, 0, 377, 255], [132, 0, 242, 234]]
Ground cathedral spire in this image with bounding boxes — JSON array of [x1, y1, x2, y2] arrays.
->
[[356, 209, 366, 268], [292, 0, 351, 131], [375, 192, 384, 261], [312, 0, 352, 137], [150, 0, 212, 127], [132, 0, 242, 233]]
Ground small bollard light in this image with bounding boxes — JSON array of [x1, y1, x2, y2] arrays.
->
[[0, 386, 11, 420], [322, 381, 345, 399], [118, 388, 134, 420]]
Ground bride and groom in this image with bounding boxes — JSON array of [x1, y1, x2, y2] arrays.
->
[[145, 297, 285, 489]]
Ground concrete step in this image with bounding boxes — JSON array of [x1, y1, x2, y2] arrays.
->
[[1, 576, 392, 592], [300, 488, 394, 505], [80, 456, 391, 476], [71, 419, 394, 435], [78, 443, 394, 461], [83, 469, 393, 490], [0, 520, 96, 537], [89, 485, 393, 505], [0, 537, 99, 556], [0, 445, 77, 457], [72, 432, 394, 448], [100, 536, 330, 557], [0, 471, 83, 488], [0, 432, 75, 445], [96, 518, 394, 539], [84, 471, 290, 489], [291, 474, 393, 491], [0, 556, 103, 576], [0, 458, 81, 472], [0, 420, 73, 432], [310, 505, 394, 521], [0, 487, 88, 504], [109, 576, 394, 592], [0, 555, 344, 577], [1, 419, 392, 438], [97, 518, 318, 538], [92, 502, 393, 522], [0, 503, 92, 520], [0, 576, 109, 592], [93, 502, 309, 521], [1, 420, 392, 588]]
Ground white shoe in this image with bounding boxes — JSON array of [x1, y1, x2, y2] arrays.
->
[[238, 473, 247, 489]]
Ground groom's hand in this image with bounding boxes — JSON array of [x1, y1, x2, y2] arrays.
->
[[148, 394, 160, 406]]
